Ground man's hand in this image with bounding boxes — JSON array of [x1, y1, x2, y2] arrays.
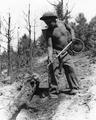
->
[[48, 57, 53, 64], [47, 57, 53, 68], [72, 37, 76, 41]]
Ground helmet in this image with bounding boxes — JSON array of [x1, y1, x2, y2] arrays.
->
[[40, 12, 57, 20]]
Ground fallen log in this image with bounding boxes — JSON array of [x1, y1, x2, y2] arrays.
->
[[4, 73, 40, 120]]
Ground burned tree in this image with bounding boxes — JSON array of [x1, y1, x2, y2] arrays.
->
[[1, 12, 15, 76], [7, 13, 11, 76], [47, 0, 72, 23], [23, 4, 33, 73]]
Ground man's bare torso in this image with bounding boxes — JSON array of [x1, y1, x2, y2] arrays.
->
[[46, 21, 71, 50]]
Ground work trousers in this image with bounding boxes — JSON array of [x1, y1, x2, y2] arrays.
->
[[48, 53, 80, 93]]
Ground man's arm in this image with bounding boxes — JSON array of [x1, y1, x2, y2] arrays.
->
[[65, 23, 75, 40], [42, 29, 53, 63], [47, 37, 53, 63]]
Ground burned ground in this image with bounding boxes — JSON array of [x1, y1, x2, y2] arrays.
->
[[0, 51, 96, 120]]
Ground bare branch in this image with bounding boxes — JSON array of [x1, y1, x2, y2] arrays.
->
[[25, 26, 29, 32], [23, 11, 28, 18], [3, 16, 8, 25], [10, 25, 16, 33], [47, 0, 57, 7]]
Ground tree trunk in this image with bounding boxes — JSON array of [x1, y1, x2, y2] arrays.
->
[[6, 74, 40, 120], [7, 13, 11, 76]]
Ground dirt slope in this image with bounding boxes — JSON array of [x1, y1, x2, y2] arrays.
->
[[0, 52, 96, 120]]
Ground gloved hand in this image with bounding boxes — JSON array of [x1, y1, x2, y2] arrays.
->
[[72, 37, 76, 42], [49, 59, 53, 64], [48, 55, 53, 64], [47, 57, 53, 68]]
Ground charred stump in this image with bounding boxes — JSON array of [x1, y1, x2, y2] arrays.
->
[[6, 73, 40, 120]]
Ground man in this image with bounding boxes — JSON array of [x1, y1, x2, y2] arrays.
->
[[40, 12, 80, 98]]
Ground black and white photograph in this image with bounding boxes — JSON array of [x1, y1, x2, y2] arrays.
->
[[0, 0, 96, 120]]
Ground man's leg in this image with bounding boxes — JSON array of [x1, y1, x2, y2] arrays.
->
[[59, 54, 79, 90], [48, 63, 59, 98], [63, 64, 80, 90]]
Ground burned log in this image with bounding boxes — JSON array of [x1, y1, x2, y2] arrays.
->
[[6, 73, 40, 120]]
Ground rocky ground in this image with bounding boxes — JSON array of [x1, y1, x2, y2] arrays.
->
[[0, 51, 96, 120]]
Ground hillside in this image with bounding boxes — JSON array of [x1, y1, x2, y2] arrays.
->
[[0, 51, 96, 120]]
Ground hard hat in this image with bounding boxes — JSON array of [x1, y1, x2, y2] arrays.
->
[[40, 12, 57, 20]]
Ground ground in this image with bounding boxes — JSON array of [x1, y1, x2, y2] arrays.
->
[[0, 51, 96, 120]]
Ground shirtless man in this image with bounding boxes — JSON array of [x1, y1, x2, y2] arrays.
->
[[40, 12, 80, 98]]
